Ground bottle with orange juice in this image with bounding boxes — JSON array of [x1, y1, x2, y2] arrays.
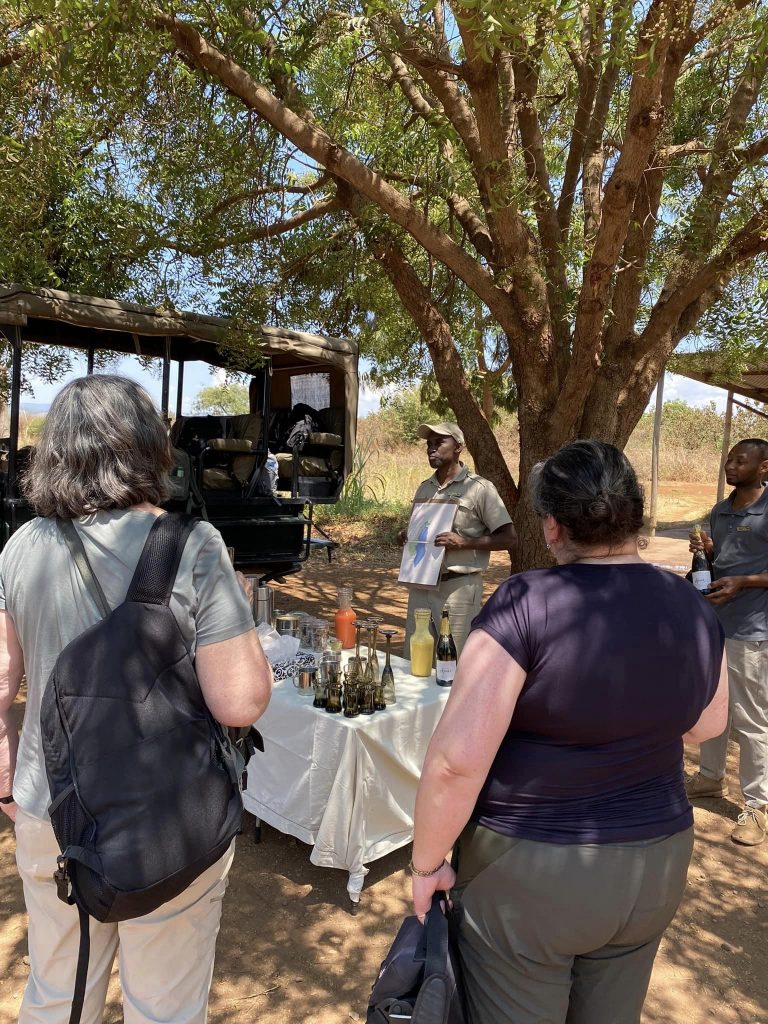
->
[[335, 586, 357, 649]]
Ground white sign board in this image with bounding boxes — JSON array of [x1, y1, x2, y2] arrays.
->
[[398, 500, 458, 588]]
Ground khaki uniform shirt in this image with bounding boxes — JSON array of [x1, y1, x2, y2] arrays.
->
[[411, 464, 512, 575]]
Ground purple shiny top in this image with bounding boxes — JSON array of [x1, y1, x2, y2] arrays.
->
[[471, 563, 723, 844]]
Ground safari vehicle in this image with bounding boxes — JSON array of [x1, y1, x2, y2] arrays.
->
[[0, 285, 358, 581]]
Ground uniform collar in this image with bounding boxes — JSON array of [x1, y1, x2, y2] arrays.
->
[[720, 484, 768, 516], [428, 463, 470, 491]]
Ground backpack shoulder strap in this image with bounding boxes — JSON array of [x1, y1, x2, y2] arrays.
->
[[125, 513, 198, 606], [69, 907, 90, 1024], [57, 520, 111, 619]]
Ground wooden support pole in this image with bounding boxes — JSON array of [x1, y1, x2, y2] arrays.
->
[[649, 372, 665, 537], [717, 390, 734, 503], [86, 348, 95, 374]]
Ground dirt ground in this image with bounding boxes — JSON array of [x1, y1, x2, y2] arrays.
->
[[2, 524, 767, 1024]]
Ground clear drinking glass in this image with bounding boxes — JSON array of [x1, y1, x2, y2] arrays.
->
[[348, 620, 366, 682], [379, 628, 398, 705]]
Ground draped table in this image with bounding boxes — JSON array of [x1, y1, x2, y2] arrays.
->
[[243, 653, 450, 903]]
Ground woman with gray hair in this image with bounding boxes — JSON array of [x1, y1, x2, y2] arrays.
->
[[0, 375, 272, 1024], [410, 440, 728, 1024]]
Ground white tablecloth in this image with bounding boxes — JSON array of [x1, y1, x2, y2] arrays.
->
[[243, 654, 449, 899]]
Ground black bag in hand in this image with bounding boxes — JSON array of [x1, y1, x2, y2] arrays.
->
[[367, 892, 466, 1024]]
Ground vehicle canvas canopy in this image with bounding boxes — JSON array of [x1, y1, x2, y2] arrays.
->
[[0, 284, 359, 581]]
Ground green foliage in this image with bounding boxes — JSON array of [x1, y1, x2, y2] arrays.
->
[[191, 383, 249, 415], [1, 0, 767, 463], [24, 413, 46, 440], [377, 388, 441, 444], [636, 400, 768, 453], [318, 432, 407, 523]]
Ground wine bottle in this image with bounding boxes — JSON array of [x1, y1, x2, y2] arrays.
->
[[435, 609, 458, 687], [691, 525, 712, 594]]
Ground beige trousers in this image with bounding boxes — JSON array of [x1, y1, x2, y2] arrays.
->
[[699, 638, 768, 808], [15, 807, 234, 1024], [404, 572, 484, 659]]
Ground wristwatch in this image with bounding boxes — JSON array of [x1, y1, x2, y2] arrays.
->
[[0, 794, 14, 804]]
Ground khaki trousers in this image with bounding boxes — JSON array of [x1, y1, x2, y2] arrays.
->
[[699, 638, 768, 807], [15, 807, 234, 1024], [452, 823, 694, 1024], [404, 573, 483, 660]]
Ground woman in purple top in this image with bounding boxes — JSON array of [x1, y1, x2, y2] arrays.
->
[[410, 440, 727, 1024]]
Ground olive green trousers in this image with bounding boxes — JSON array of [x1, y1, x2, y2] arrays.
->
[[452, 822, 694, 1024]]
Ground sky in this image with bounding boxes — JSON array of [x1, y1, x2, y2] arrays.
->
[[22, 356, 733, 419]]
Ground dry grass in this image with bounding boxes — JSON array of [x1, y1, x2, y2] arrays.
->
[[356, 412, 723, 529], [0, 404, 746, 530]]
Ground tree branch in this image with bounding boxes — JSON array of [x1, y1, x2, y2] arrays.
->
[[656, 139, 710, 160], [642, 209, 768, 349], [380, 44, 438, 121], [159, 195, 343, 256], [738, 134, 768, 168], [446, 16, 542, 277], [154, 11, 522, 341], [680, 34, 754, 73], [446, 194, 495, 261], [382, 14, 482, 171], [512, 53, 571, 349], [364, 228, 519, 508], [557, 2, 606, 233], [579, 0, 631, 246], [661, 45, 768, 297], [498, 54, 517, 162], [204, 177, 329, 219], [689, 0, 754, 47], [553, 0, 688, 440], [0, 42, 26, 68]]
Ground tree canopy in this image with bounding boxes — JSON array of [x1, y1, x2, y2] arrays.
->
[[192, 382, 250, 415], [2, 0, 767, 563]]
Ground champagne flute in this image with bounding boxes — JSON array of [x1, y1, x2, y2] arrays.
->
[[379, 629, 398, 705], [348, 620, 366, 682]]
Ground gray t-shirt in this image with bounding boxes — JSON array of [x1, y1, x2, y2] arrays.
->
[[710, 486, 768, 641], [0, 510, 255, 818]]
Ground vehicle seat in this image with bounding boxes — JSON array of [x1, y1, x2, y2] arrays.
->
[[171, 414, 264, 492], [275, 406, 344, 496]]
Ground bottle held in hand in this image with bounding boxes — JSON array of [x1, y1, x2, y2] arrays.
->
[[435, 608, 458, 687], [690, 525, 712, 595]]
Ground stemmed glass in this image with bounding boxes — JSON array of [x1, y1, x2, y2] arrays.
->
[[348, 620, 366, 683], [367, 616, 383, 682], [364, 620, 381, 685], [379, 629, 398, 705]]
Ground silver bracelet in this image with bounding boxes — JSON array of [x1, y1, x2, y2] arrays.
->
[[408, 858, 445, 877]]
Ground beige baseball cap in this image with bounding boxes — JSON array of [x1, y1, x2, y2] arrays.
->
[[416, 422, 465, 445]]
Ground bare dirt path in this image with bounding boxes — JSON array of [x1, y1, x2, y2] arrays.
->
[[2, 529, 767, 1024]]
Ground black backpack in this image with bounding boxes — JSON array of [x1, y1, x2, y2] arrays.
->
[[40, 513, 251, 1024], [368, 893, 467, 1024]]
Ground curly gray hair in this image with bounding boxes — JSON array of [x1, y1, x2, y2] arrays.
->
[[23, 375, 171, 518]]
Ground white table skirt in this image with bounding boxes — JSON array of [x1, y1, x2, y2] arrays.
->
[[243, 653, 449, 900]]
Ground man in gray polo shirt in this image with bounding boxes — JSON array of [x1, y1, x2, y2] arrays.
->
[[398, 422, 516, 658], [687, 438, 768, 846]]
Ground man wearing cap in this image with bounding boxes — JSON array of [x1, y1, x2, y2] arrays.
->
[[398, 422, 516, 657]]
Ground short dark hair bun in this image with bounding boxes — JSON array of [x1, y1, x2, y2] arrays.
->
[[530, 440, 644, 547]]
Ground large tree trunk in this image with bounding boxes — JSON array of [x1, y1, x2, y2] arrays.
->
[[366, 231, 520, 513], [511, 403, 557, 571]]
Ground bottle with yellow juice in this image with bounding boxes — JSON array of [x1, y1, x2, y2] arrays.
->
[[410, 609, 435, 677]]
